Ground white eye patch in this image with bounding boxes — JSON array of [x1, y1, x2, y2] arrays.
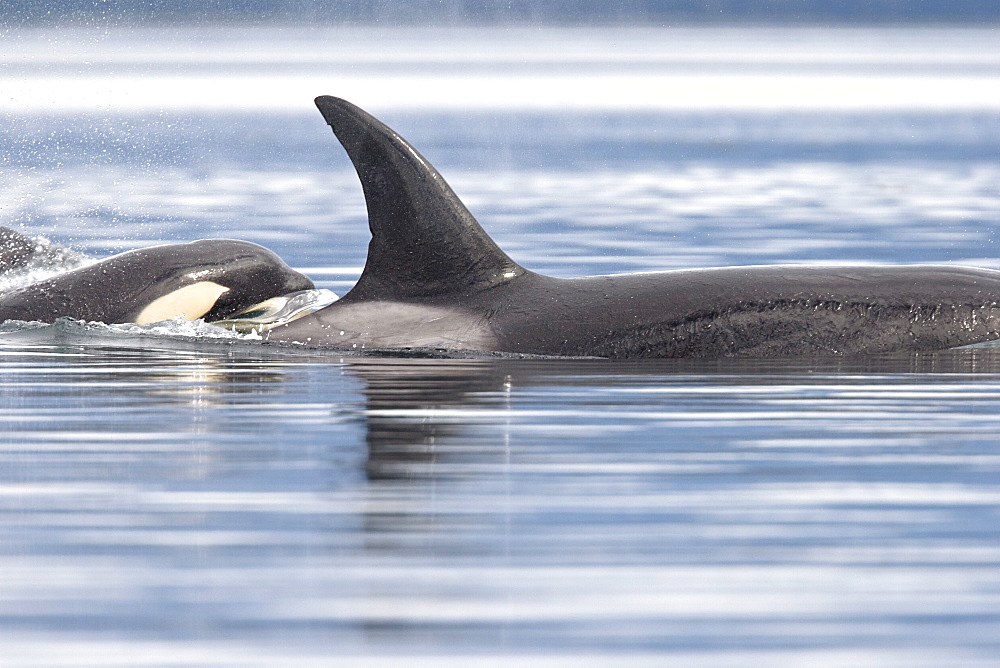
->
[[134, 281, 231, 325]]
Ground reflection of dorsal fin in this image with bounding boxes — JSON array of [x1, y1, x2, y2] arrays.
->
[[315, 96, 526, 301]]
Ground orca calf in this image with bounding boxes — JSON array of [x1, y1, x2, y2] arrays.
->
[[264, 96, 1000, 358], [0, 227, 314, 326], [0, 226, 38, 272]]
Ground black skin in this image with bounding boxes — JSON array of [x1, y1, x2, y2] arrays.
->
[[0, 226, 36, 272], [266, 96, 1000, 358], [0, 236, 314, 324], [8, 101, 998, 357]]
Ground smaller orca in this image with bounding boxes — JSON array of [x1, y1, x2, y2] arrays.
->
[[264, 96, 1000, 358], [0, 230, 314, 326]]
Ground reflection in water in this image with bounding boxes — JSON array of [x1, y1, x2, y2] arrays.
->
[[352, 347, 1000, 482], [355, 358, 511, 481], [3, 341, 1000, 664], [344, 351, 1000, 663]]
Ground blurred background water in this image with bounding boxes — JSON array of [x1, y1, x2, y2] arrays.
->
[[2, 13, 1000, 667]]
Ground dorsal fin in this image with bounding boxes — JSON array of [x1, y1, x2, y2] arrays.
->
[[315, 95, 526, 301]]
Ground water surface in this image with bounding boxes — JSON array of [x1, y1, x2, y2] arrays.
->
[[2, 25, 1000, 666], [3, 337, 1000, 665]]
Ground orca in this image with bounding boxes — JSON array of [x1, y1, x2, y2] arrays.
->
[[264, 96, 1000, 358], [0, 229, 314, 326], [0, 226, 37, 272]]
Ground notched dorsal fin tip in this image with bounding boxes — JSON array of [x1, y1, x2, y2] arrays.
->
[[315, 95, 525, 301]]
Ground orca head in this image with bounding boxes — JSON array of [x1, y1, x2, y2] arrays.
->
[[120, 239, 314, 325]]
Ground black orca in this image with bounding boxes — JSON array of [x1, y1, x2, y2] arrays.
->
[[0, 228, 314, 326], [0, 226, 37, 272], [265, 96, 1000, 358]]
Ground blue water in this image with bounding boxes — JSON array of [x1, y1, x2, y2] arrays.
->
[[2, 26, 1000, 666]]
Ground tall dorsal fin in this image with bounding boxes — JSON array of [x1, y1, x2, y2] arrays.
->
[[315, 95, 526, 301]]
